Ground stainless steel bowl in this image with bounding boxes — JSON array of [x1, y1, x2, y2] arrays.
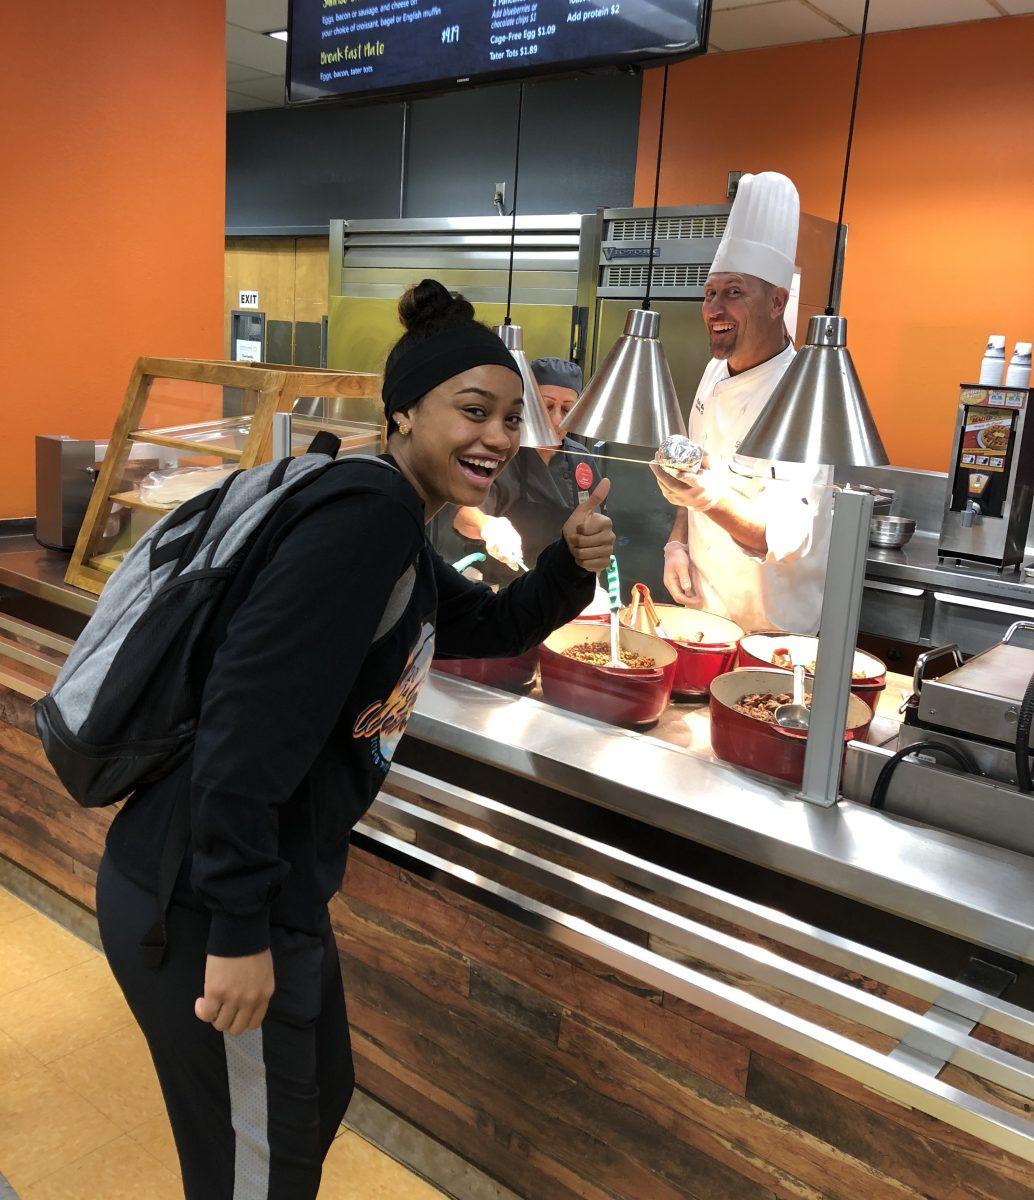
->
[[870, 515, 916, 550]]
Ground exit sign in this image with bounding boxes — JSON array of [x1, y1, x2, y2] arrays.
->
[[239, 290, 259, 308]]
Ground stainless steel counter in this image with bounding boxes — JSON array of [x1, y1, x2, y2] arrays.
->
[[408, 672, 1034, 964], [0, 541, 97, 616], [862, 532, 1034, 656], [843, 465, 1034, 654], [1, 539, 1030, 962], [868, 531, 1034, 607]]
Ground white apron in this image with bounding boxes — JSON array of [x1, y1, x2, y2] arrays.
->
[[685, 344, 831, 633]]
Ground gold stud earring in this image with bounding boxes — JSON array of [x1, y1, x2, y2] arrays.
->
[[397, 421, 411, 436]]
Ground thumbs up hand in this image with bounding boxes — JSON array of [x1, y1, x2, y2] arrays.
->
[[563, 478, 615, 574]]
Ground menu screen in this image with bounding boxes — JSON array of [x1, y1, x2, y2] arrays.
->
[[287, 0, 709, 104]]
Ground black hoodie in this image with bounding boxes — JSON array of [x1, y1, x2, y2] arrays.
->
[[105, 458, 593, 956]]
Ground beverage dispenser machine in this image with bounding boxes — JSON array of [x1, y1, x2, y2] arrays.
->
[[939, 384, 1034, 570]]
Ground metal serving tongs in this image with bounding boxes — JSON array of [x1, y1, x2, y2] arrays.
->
[[624, 582, 669, 641]]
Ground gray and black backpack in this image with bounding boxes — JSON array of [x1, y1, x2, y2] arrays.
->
[[36, 435, 415, 809]]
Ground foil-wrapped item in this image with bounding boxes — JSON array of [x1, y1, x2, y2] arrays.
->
[[656, 435, 704, 478]]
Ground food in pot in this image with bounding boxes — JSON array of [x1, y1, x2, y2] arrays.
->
[[561, 640, 656, 669], [673, 631, 707, 647], [770, 646, 867, 680], [734, 691, 813, 724], [656, 435, 704, 478]]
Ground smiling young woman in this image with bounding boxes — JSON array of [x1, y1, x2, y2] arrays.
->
[[94, 277, 614, 1200], [382, 281, 526, 513]]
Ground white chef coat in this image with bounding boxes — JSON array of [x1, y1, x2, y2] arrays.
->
[[684, 343, 832, 633]]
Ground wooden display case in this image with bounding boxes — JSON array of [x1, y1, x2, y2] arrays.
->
[[65, 357, 381, 594]]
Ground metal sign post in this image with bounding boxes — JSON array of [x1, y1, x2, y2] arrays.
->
[[800, 487, 875, 807]]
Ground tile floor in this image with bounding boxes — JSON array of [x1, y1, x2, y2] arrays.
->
[[0, 884, 449, 1199]]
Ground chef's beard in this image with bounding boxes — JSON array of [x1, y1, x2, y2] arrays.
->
[[709, 332, 738, 360]]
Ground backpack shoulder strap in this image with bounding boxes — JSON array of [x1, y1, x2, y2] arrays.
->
[[355, 456, 421, 643], [373, 560, 418, 644]]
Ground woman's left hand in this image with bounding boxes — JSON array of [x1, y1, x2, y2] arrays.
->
[[563, 479, 615, 574]]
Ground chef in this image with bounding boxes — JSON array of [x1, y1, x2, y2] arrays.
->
[[454, 357, 603, 582], [652, 171, 830, 634]]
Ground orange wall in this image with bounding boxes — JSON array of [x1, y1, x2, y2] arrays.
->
[[635, 16, 1034, 471], [0, 2, 226, 517]]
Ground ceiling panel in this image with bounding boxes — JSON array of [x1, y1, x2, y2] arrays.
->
[[227, 61, 277, 85], [995, 0, 1034, 11], [226, 22, 287, 74], [231, 75, 289, 103], [226, 0, 288, 33], [709, 0, 844, 49], [812, 0, 999, 33], [227, 90, 279, 112]]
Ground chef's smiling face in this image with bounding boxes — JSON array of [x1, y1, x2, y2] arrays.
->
[[703, 272, 788, 370], [391, 364, 523, 516]]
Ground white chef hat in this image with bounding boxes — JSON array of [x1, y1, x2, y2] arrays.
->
[[709, 172, 800, 291]]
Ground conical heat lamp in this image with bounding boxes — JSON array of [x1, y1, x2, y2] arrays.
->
[[561, 66, 685, 448], [493, 322, 558, 448], [738, 2, 886, 469], [560, 309, 683, 445], [738, 314, 887, 465]]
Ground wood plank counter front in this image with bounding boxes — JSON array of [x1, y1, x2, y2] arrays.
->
[[1, 674, 1032, 1199]]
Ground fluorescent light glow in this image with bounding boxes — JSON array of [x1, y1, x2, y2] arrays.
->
[[268, 29, 288, 41]]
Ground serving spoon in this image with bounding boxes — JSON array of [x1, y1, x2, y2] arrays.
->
[[605, 556, 627, 669], [774, 664, 810, 731]]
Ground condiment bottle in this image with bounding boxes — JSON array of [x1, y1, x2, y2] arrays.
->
[[1005, 342, 1032, 389], [979, 335, 1006, 385]]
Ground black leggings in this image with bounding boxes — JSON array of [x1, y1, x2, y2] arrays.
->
[[96, 851, 354, 1199]]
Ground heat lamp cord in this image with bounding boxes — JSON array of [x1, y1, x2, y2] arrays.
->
[[826, 0, 871, 316], [503, 83, 525, 326], [642, 65, 670, 312]]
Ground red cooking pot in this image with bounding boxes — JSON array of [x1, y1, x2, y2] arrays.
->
[[620, 587, 743, 699], [709, 668, 873, 787], [737, 633, 887, 717], [431, 560, 541, 692], [432, 645, 540, 692], [540, 623, 677, 727]]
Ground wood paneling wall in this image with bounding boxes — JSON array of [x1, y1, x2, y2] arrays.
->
[[1, 679, 1031, 1200], [223, 237, 329, 358]]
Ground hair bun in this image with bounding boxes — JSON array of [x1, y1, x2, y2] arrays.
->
[[398, 278, 475, 336]]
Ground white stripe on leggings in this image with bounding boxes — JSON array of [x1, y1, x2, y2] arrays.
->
[[224, 1028, 270, 1198]]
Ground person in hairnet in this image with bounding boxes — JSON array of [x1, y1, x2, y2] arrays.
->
[[454, 357, 603, 583], [652, 172, 831, 634]]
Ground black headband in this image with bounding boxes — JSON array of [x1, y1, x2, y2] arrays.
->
[[382, 324, 522, 419]]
